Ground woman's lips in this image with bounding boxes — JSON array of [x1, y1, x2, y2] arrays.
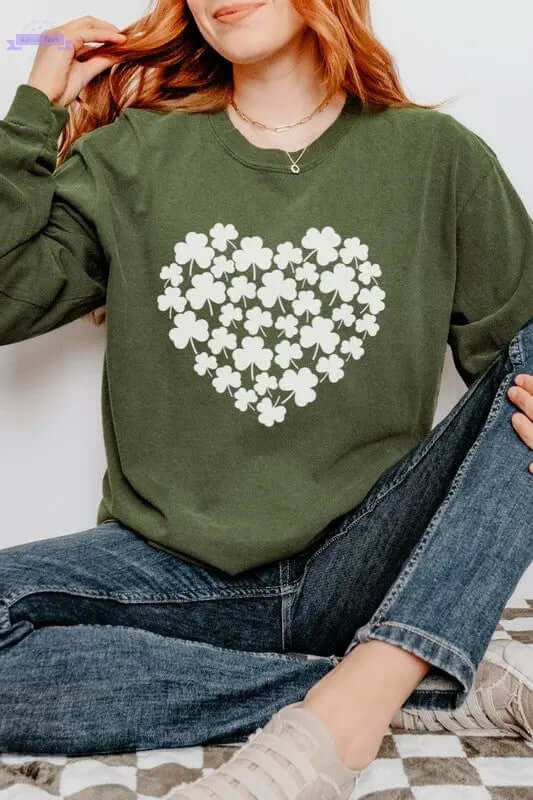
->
[[214, 3, 265, 23]]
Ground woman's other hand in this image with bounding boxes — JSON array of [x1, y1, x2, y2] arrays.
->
[[508, 374, 533, 473]]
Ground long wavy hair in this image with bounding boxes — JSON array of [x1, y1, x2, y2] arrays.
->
[[63, 0, 447, 328]]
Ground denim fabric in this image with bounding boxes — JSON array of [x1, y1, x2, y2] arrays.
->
[[0, 315, 532, 756]]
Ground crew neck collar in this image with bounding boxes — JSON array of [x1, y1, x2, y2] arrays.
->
[[208, 92, 362, 173]]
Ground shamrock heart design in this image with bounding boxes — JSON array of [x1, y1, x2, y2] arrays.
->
[[156, 223, 386, 427]]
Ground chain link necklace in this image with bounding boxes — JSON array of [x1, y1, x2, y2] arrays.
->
[[229, 94, 331, 175]]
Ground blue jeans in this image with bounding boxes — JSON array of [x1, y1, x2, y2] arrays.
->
[[1, 316, 532, 757]]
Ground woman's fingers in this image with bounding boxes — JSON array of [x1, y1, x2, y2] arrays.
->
[[507, 376, 533, 464], [513, 372, 533, 393], [511, 410, 533, 443], [508, 379, 533, 422], [70, 28, 126, 53]]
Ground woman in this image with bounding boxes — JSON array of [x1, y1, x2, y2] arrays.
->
[[0, 1, 532, 797]]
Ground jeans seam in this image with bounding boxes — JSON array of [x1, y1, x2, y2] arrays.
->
[[508, 320, 530, 369], [3, 585, 283, 606], [279, 561, 292, 652], [0, 600, 10, 632], [365, 620, 477, 675]]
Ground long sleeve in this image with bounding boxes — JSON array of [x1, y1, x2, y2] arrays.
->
[[0, 83, 108, 345], [448, 130, 533, 387]]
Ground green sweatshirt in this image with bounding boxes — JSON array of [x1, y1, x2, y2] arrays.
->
[[2, 83, 532, 575]]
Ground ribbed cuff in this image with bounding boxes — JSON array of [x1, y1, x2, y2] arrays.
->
[[4, 83, 69, 139]]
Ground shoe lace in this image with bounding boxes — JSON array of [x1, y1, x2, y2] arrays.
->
[[409, 683, 527, 738]]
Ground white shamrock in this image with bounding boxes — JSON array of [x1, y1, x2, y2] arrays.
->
[[174, 232, 214, 273], [257, 397, 287, 426], [340, 236, 369, 263], [233, 236, 273, 280], [274, 340, 303, 370], [210, 222, 238, 251], [186, 272, 226, 314], [157, 286, 187, 314], [233, 335, 274, 379], [234, 387, 258, 412], [211, 255, 235, 280], [357, 285, 386, 315], [275, 314, 299, 338], [194, 352, 217, 376], [244, 306, 273, 335], [355, 313, 380, 336], [257, 270, 297, 312], [357, 261, 382, 285], [319, 264, 359, 304], [294, 262, 319, 286], [219, 302, 243, 327], [160, 262, 184, 287], [341, 336, 365, 360], [301, 226, 341, 266], [316, 354, 345, 383], [274, 241, 303, 271], [227, 275, 257, 306], [332, 303, 355, 328], [300, 316, 340, 357], [169, 311, 209, 351], [278, 367, 318, 407], [212, 364, 241, 394], [208, 327, 237, 356], [254, 372, 278, 397], [292, 290, 321, 319]]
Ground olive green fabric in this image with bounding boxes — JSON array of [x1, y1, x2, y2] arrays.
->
[[2, 83, 532, 574]]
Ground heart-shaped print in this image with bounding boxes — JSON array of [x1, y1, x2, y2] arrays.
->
[[156, 224, 386, 427]]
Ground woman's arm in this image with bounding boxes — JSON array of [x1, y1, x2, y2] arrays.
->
[[446, 125, 533, 462], [0, 83, 109, 345], [448, 131, 533, 388]]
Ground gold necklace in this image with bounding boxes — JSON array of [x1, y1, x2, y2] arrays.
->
[[229, 94, 331, 133], [229, 93, 331, 175]]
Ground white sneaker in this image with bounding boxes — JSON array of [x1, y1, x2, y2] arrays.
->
[[166, 701, 362, 799], [390, 639, 533, 741]]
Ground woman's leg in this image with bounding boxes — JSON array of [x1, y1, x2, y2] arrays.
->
[[0, 522, 335, 755], [285, 314, 533, 767]]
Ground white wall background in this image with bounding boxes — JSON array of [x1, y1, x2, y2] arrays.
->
[[1, 1, 532, 588]]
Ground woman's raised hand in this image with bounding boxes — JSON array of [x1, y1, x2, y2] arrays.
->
[[26, 16, 127, 108]]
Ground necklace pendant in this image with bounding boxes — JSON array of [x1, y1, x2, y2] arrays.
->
[[290, 163, 300, 174]]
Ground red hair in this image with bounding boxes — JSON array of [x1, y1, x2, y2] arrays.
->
[[62, 0, 447, 327]]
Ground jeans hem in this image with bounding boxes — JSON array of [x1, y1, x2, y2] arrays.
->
[[340, 620, 474, 712]]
